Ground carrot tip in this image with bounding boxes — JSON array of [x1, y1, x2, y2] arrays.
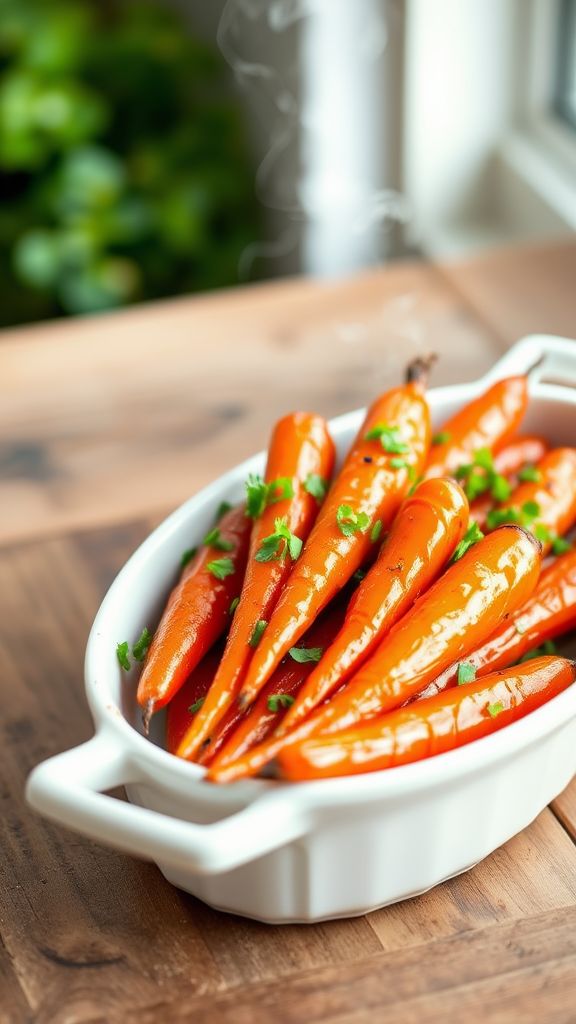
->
[[142, 700, 154, 736], [405, 353, 437, 389]]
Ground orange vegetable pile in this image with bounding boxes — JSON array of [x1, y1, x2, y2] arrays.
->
[[115, 358, 576, 782]]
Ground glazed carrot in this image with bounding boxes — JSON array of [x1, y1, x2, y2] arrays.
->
[[137, 503, 251, 727], [172, 412, 335, 760], [208, 525, 541, 783], [416, 546, 576, 702], [196, 599, 348, 767], [424, 376, 528, 479], [485, 448, 576, 555], [166, 645, 223, 755], [275, 478, 468, 735], [492, 435, 549, 478], [277, 657, 576, 780], [235, 362, 433, 709], [470, 435, 550, 528]]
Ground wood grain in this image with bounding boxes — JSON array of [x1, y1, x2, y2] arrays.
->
[[2, 518, 576, 1023], [3, 245, 576, 1023], [0, 262, 500, 546], [442, 238, 576, 346]]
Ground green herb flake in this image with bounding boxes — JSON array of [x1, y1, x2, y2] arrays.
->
[[229, 596, 240, 614], [519, 640, 557, 663], [255, 516, 303, 562], [533, 523, 551, 544], [364, 423, 409, 454], [551, 536, 572, 556], [245, 474, 293, 519], [371, 519, 383, 543], [267, 476, 294, 505], [304, 473, 328, 502], [132, 627, 152, 662], [116, 641, 131, 672], [267, 693, 295, 712], [432, 431, 451, 446], [457, 662, 477, 685], [353, 568, 367, 582], [203, 527, 234, 552], [491, 474, 512, 503], [215, 501, 232, 522], [486, 507, 519, 530], [180, 546, 198, 569], [521, 500, 541, 522], [245, 474, 269, 519], [518, 465, 541, 483], [336, 504, 371, 537], [207, 557, 235, 580], [249, 619, 268, 648], [189, 697, 205, 714], [289, 646, 324, 664], [450, 522, 485, 563], [487, 701, 504, 718]]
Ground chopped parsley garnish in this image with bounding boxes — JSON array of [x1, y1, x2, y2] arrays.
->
[[371, 519, 383, 543], [336, 504, 371, 537], [487, 701, 504, 718], [289, 646, 324, 663], [132, 627, 152, 662], [267, 693, 295, 712], [249, 619, 267, 648], [517, 465, 541, 483], [203, 527, 234, 552], [304, 473, 328, 502], [229, 596, 240, 614], [457, 662, 477, 685], [450, 522, 484, 563], [388, 458, 416, 482], [207, 557, 235, 580], [255, 516, 302, 562], [188, 697, 205, 714], [364, 423, 409, 454], [116, 641, 131, 671], [455, 448, 511, 503], [180, 547, 198, 569], [353, 568, 367, 582], [552, 536, 572, 555], [215, 501, 232, 522], [432, 431, 451, 446], [486, 500, 541, 532], [518, 640, 557, 663], [245, 474, 294, 519]]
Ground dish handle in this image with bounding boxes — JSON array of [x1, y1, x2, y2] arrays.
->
[[483, 333, 576, 387], [26, 731, 310, 875]]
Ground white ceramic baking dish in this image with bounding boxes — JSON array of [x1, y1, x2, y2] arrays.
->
[[26, 334, 576, 923]]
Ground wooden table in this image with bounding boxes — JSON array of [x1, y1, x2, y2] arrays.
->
[[2, 240, 576, 1024]]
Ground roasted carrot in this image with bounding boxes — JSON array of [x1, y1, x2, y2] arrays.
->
[[235, 363, 432, 710], [485, 448, 576, 555], [470, 435, 550, 528], [491, 435, 550, 478], [416, 546, 576, 702], [424, 376, 528, 479], [208, 524, 541, 783], [275, 477, 468, 735], [277, 656, 576, 780], [176, 412, 335, 760], [196, 599, 348, 767], [166, 645, 223, 755], [137, 503, 251, 727]]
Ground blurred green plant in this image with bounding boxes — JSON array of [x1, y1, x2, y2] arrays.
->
[[0, 0, 258, 323]]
